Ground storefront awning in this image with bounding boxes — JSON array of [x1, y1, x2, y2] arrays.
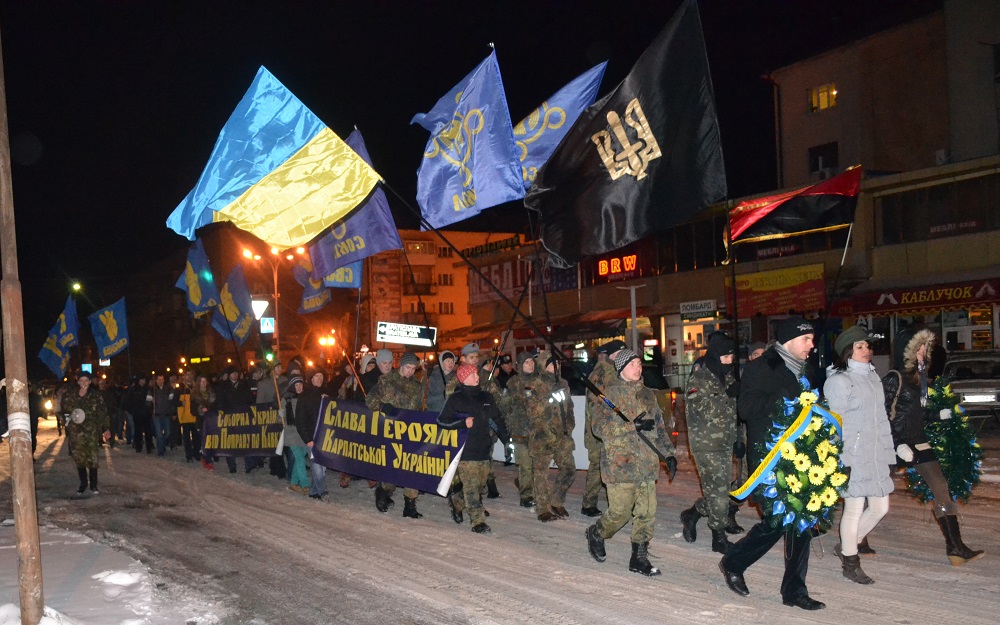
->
[[831, 274, 1000, 318]]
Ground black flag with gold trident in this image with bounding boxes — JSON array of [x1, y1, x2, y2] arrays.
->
[[525, 0, 726, 268]]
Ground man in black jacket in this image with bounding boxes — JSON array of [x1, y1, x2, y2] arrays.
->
[[719, 317, 826, 611]]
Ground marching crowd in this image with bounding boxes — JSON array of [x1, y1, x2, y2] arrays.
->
[[29, 316, 986, 611]]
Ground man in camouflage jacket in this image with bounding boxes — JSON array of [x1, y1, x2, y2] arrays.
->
[[680, 333, 739, 554], [525, 350, 576, 521], [586, 349, 675, 576], [62, 371, 110, 495], [366, 351, 425, 518], [582, 340, 627, 516], [502, 351, 537, 507]]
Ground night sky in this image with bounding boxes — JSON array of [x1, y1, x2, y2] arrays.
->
[[1, 0, 940, 362]]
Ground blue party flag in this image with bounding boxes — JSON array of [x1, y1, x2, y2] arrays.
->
[[88, 298, 130, 358], [38, 296, 80, 378], [174, 238, 221, 317], [211, 265, 256, 346]]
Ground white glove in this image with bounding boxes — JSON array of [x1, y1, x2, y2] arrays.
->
[[896, 444, 914, 462], [939, 408, 952, 420]]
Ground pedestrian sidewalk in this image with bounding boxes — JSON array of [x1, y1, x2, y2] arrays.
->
[[0, 521, 214, 625]]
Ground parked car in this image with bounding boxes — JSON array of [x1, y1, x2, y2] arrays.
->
[[941, 351, 1000, 423]]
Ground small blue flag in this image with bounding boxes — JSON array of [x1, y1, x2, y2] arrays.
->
[[515, 62, 607, 190], [412, 51, 524, 229], [175, 238, 221, 316], [38, 296, 80, 378], [308, 130, 402, 279], [322, 261, 362, 289], [293, 257, 331, 314], [88, 298, 130, 358], [211, 265, 255, 346]]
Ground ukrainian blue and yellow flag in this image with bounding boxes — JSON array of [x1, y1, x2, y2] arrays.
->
[[38, 296, 79, 378], [88, 298, 130, 359], [175, 238, 220, 317], [211, 265, 255, 346], [166, 66, 382, 249], [515, 62, 607, 190], [411, 51, 523, 229]]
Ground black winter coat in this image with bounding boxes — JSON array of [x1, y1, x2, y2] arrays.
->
[[737, 346, 815, 473], [437, 384, 508, 461], [295, 385, 326, 445]]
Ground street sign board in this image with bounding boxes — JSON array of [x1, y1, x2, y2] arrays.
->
[[680, 299, 717, 321], [376, 321, 437, 348], [259, 317, 275, 334]]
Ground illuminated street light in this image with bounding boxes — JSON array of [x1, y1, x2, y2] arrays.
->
[[71, 282, 82, 292]]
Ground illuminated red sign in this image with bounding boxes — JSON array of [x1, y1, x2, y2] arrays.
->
[[598, 254, 638, 277]]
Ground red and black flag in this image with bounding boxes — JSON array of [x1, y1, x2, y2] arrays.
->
[[524, 0, 727, 268], [729, 166, 862, 246]]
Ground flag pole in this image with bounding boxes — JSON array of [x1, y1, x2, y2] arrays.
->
[[382, 183, 675, 468], [829, 222, 854, 302], [0, 27, 46, 625], [726, 203, 742, 383]]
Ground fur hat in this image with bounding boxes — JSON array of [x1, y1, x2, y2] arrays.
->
[[399, 352, 420, 368], [375, 348, 393, 364], [456, 363, 478, 385], [834, 325, 870, 355], [614, 349, 640, 375], [775, 316, 815, 345]]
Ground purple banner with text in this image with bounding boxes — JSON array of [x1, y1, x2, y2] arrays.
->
[[310, 398, 467, 495], [201, 402, 283, 457]]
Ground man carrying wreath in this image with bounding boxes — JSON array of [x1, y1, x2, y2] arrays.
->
[[719, 317, 825, 611]]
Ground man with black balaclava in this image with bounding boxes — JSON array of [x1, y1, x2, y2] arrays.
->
[[680, 332, 739, 554]]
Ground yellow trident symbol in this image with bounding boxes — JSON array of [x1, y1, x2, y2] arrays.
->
[[423, 91, 485, 189], [100, 310, 118, 341]]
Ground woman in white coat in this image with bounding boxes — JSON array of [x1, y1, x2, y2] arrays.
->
[[824, 326, 895, 584]]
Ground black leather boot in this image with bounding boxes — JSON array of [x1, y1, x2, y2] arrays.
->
[[586, 525, 606, 562], [680, 507, 701, 543], [711, 528, 731, 554], [937, 514, 984, 566], [448, 493, 463, 524], [628, 542, 660, 576], [88, 468, 98, 494], [725, 504, 744, 534], [486, 476, 501, 499], [403, 496, 423, 519], [76, 467, 87, 495], [842, 554, 874, 584], [375, 487, 390, 513], [857, 536, 876, 555]]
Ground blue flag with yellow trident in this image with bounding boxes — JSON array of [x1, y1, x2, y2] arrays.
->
[[411, 51, 523, 229], [308, 129, 402, 279], [515, 62, 607, 190], [211, 264, 255, 346], [175, 238, 220, 317], [38, 296, 80, 378], [293, 256, 331, 314], [166, 66, 382, 249], [322, 260, 362, 289], [88, 298, 130, 359]]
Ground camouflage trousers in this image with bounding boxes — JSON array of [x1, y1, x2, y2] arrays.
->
[[530, 433, 576, 512], [379, 483, 419, 499], [581, 440, 605, 509], [453, 460, 489, 526], [691, 448, 731, 531], [513, 440, 534, 499], [595, 481, 657, 544]]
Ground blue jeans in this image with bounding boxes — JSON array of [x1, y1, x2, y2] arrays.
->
[[153, 416, 172, 455], [309, 450, 328, 497]]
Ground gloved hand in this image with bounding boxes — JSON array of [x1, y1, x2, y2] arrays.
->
[[896, 444, 914, 463], [633, 417, 655, 432], [665, 456, 678, 481], [380, 403, 396, 414], [732, 440, 746, 458], [939, 408, 952, 420], [725, 381, 741, 398]]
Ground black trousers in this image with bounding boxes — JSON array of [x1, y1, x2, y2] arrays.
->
[[133, 415, 154, 452], [721, 521, 812, 600]]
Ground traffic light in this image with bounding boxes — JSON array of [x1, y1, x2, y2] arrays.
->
[[258, 335, 275, 364]]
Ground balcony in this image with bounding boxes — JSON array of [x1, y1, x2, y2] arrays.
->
[[403, 283, 438, 296]]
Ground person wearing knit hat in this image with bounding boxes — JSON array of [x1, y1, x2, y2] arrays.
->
[[461, 342, 479, 357], [282, 375, 310, 494], [366, 344, 425, 518], [586, 345, 675, 577], [437, 358, 510, 534], [522, 348, 576, 522], [748, 342, 767, 361], [424, 350, 457, 414], [680, 331, 741, 555], [581, 341, 625, 517], [720, 318, 825, 609]]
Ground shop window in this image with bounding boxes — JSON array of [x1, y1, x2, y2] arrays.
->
[[807, 83, 838, 112], [877, 173, 999, 244]]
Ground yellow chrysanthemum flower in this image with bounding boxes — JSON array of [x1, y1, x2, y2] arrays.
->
[[824, 456, 838, 473], [830, 472, 848, 487], [821, 487, 839, 506], [780, 441, 797, 460], [808, 465, 827, 485], [816, 440, 831, 462], [806, 494, 822, 512], [799, 391, 818, 406], [785, 475, 803, 493], [793, 453, 812, 471]]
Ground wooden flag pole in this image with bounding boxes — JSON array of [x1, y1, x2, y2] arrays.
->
[[0, 26, 46, 625]]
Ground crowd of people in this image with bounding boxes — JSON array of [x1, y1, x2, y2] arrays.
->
[[25, 321, 985, 610]]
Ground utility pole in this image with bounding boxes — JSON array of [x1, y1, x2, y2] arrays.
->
[[615, 284, 647, 352], [0, 27, 45, 625]]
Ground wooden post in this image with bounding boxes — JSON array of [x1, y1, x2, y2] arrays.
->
[[0, 25, 46, 625]]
